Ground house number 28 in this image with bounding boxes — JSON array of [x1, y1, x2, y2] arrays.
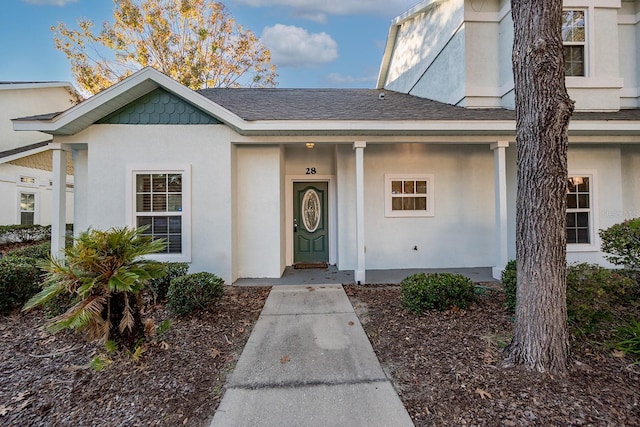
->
[[305, 167, 317, 175]]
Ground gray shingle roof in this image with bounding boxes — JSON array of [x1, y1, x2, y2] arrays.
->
[[197, 88, 517, 121], [0, 141, 50, 159], [197, 88, 640, 122]]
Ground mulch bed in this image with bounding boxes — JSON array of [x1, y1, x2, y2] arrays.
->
[[345, 285, 640, 427], [0, 286, 270, 427]]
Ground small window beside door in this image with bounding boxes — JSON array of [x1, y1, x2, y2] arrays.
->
[[385, 174, 434, 217]]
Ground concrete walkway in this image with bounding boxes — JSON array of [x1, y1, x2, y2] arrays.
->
[[210, 285, 414, 427], [233, 266, 497, 286]]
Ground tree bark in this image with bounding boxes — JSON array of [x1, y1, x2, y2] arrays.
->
[[506, 0, 574, 374]]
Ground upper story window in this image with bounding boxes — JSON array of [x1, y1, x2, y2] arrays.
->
[[562, 10, 586, 77], [385, 174, 434, 217]]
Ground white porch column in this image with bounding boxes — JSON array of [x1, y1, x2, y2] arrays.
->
[[354, 141, 366, 284], [491, 141, 509, 279], [50, 143, 68, 260]]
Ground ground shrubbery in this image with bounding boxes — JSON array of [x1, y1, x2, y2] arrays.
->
[[501, 260, 517, 312], [5, 241, 51, 260], [401, 272, 476, 314], [600, 217, 640, 269], [502, 259, 639, 359], [0, 256, 44, 314], [148, 262, 189, 301], [167, 272, 224, 316], [22, 227, 166, 350]]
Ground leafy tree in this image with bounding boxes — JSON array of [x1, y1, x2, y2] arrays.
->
[[506, 0, 574, 374], [53, 0, 278, 95], [23, 227, 166, 350]]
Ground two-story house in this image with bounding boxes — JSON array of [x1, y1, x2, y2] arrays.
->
[[13, 0, 640, 284], [0, 82, 75, 228]]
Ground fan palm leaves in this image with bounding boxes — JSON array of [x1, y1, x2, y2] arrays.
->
[[24, 227, 166, 348]]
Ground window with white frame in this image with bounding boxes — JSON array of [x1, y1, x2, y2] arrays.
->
[[562, 10, 586, 77], [130, 167, 190, 260], [20, 192, 36, 225], [385, 174, 434, 217], [19, 176, 36, 186], [566, 175, 592, 244]]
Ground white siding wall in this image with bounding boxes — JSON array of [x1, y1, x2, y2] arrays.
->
[[235, 145, 285, 279], [411, 28, 467, 105], [59, 124, 235, 281], [385, 0, 635, 111], [384, 0, 465, 98], [0, 86, 75, 151], [0, 164, 73, 226], [621, 144, 640, 219], [336, 143, 496, 270], [618, 1, 640, 108]]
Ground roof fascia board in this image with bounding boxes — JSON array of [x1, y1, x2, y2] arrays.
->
[[0, 82, 74, 91], [12, 67, 246, 134], [0, 145, 50, 164], [235, 118, 640, 136]]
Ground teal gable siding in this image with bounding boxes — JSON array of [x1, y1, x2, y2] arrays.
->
[[98, 88, 221, 125]]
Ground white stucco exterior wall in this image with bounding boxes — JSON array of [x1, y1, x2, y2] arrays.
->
[[384, 0, 465, 97], [235, 145, 285, 279], [0, 163, 73, 226], [621, 144, 640, 218], [60, 124, 235, 281]]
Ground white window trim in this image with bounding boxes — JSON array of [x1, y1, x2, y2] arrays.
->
[[18, 175, 37, 187], [562, 8, 589, 78], [126, 164, 192, 262], [567, 170, 598, 252], [384, 173, 435, 218], [17, 190, 38, 225]]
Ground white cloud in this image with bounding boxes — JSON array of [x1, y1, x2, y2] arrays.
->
[[261, 24, 338, 68], [325, 72, 377, 86], [22, 0, 78, 5], [235, 0, 416, 22]]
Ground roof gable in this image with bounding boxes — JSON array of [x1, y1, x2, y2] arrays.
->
[[97, 88, 220, 125]]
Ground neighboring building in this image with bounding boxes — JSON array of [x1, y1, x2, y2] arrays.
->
[[13, 0, 640, 284], [0, 82, 76, 227]]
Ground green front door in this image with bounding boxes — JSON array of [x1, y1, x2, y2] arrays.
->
[[293, 182, 329, 264]]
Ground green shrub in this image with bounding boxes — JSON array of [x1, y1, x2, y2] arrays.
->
[[566, 263, 636, 335], [600, 218, 640, 269], [501, 260, 517, 312], [167, 272, 224, 316], [6, 242, 51, 260], [0, 224, 50, 244], [23, 227, 166, 350], [0, 256, 43, 314], [615, 320, 640, 359], [148, 262, 189, 301], [401, 272, 476, 314]]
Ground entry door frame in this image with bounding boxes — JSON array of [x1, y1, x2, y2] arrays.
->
[[285, 175, 336, 266]]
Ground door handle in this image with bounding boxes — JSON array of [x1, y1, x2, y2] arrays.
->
[[293, 218, 298, 232]]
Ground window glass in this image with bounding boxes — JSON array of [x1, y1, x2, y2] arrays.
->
[[562, 10, 586, 77], [566, 176, 591, 244], [385, 175, 434, 217], [20, 193, 35, 225], [135, 172, 183, 254]]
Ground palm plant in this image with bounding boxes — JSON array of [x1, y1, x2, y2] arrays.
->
[[23, 227, 166, 350]]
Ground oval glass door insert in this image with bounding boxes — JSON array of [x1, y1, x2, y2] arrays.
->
[[301, 189, 321, 232]]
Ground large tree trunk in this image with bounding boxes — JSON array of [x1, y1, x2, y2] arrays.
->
[[507, 0, 574, 374]]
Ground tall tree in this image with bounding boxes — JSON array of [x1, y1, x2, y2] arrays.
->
[[507, 0, 574, 373], [53, 0, 277, 95]]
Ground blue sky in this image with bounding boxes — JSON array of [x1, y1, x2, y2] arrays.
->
[[0, 0, 419, 89]]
